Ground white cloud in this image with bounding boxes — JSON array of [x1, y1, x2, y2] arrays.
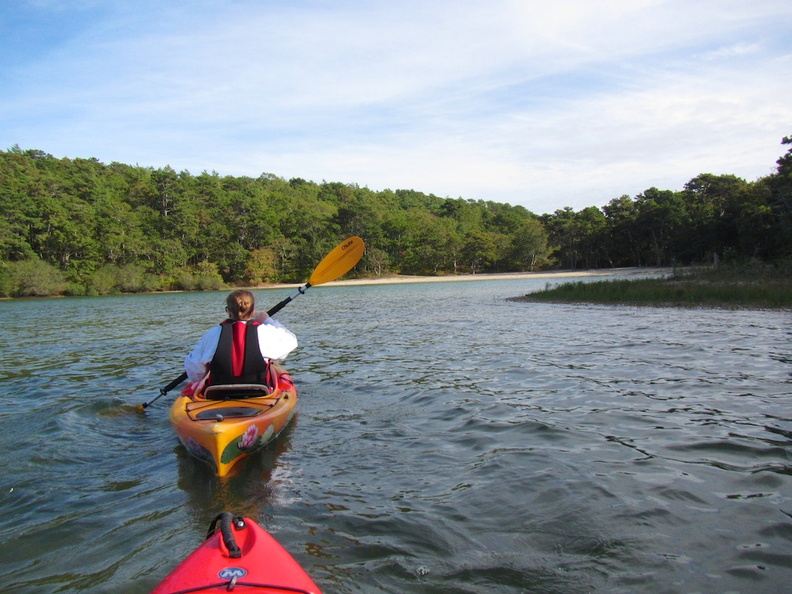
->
[[2, 0, 791, 214], [702, 43, 763, 60]]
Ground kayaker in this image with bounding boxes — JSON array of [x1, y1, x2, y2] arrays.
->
[[184, 289, 298, 386]]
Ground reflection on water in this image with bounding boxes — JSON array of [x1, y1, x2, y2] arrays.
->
[[0, 279, 790, 593], [175, 420, 296, 516]]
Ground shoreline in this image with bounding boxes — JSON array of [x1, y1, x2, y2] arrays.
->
[[0, 268, 674, 300], [257, 267, 674, 289]]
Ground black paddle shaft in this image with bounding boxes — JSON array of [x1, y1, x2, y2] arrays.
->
[[161, 372, 188, 395], [266, 283, 309, 317], [142, 371, 188, 409]]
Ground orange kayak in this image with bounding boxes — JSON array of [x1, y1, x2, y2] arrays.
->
[[169, 363, 297, 477], [152, 512, 321, 593]]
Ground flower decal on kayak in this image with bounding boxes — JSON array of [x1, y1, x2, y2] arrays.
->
[[221, 423, 277, 464], [181, 436, 216, 471], [186, 436, 209, 460], [239, 425, 259, 451]]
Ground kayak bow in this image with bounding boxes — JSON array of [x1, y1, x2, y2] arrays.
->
[[152, 512, 321, 593]]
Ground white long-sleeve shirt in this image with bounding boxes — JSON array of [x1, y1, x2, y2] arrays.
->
[[184, 317, 298, 382]]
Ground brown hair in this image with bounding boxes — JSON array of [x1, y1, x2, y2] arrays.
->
[[225, 289, 255, 321]]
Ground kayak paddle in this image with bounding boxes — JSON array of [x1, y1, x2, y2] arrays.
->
[[138, 236, 366, 409], [267, 235, 366, 316]]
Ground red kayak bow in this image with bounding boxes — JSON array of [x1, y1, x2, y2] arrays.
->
[[152, 513, 321, 593]]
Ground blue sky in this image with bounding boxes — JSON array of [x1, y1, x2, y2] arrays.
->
[[2, 0, 791, 215]]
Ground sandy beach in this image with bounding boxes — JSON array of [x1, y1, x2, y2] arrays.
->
[[314, 267, 673, 287]]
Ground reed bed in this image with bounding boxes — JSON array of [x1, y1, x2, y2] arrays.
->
[[513, 263, 792, 309]]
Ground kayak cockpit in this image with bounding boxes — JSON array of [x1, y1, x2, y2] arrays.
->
[[193, 406, 264, 420], [203, 383, 272, 400], [185, 398, 280, 421]]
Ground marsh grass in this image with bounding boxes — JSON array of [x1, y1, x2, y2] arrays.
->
[[513, 261, 792, 309]]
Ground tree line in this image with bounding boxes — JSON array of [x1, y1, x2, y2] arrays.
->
[[1, 137, 790, 297]]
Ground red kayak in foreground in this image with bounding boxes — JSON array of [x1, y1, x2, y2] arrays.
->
[[152, 513, 322, 594]]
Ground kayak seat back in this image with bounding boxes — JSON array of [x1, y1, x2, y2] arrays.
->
[[203, 383, 272, 400]]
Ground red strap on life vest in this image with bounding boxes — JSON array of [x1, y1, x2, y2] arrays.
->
[[232, 321, 246, 377]]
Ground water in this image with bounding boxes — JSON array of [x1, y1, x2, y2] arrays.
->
[[0, 277, 790, 593]]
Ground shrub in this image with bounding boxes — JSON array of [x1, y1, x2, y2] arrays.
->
[[88, 264, 122, 295], [194, 261, 225, 291], [0, 264, 11, 297], [173, 261, 225, 291], [245, 247, 279, 284], [5, 258, 67, 297], [118, 264, 162, 293]]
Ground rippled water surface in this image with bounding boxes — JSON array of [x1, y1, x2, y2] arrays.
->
[[1, 277, 790, 593]]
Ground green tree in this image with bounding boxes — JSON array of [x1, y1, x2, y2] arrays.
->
[[602, 195, 641, 266], [245, 247, 278, 284], [462, 230, 499, 274], [401, 210, 456, 274], [576, 206, 608, 268], [634, 188, 686, 266], [682, 173, 749, 263], [93, 195, 149, 264], [542, 207, 582, 269], [3, 136, 791, 297], [510, 217, 548, 271], [765, 136, 792, 258]]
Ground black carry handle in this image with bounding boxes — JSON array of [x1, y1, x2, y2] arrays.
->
[[207, 512, 243, 559]]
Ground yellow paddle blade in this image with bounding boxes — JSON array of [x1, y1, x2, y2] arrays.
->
[[308, 236, 365, 286]]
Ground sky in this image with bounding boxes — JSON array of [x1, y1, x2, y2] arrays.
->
[[2, 0, 791, 215]]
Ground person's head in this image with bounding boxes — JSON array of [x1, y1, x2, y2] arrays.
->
[[225, 289, 255, 321]]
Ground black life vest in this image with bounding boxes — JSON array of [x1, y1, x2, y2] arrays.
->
[[209, 320, 269, 385]]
